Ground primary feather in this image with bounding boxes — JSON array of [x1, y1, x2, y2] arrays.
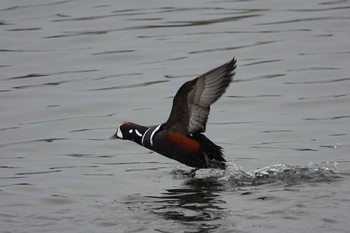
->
[[165, 57, 236, 134]]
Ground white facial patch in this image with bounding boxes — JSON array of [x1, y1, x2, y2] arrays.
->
[[135, 129, 143, 137], [116, 125, 124, 138], [129, 129, 133, 134]]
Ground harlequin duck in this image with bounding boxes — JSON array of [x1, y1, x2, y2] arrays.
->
[[112, 57, 236, 169]]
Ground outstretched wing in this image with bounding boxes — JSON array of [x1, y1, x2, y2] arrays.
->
[[165, 57, 236, 134]]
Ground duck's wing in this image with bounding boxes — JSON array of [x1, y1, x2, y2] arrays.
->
[[165, 57, 237, 134]]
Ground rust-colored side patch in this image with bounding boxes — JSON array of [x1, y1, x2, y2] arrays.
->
[[166, 131, 200, 152]]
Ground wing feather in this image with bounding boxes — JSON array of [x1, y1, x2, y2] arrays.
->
[[165, 57, 237, 134]]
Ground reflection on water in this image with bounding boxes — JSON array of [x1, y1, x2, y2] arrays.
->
[[150, 178, 226, 232], [124, 163, 340, 232], [123, 176, 230, 232]]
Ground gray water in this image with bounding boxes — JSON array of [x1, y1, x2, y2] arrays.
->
[[1, 0, 350, 232]]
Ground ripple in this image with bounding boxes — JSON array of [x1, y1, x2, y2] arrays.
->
[[299, 92, 350, 100], [243, 59, 282, 66], [257, 16, 350, 25], [0, 0, 71, 11], [94, 72, 142, 81], [4, 69, 98, 80], [91, 50, 136, 55], [13, 81, 68, 89], [16, 170, 61, 176], [86, 80, 169, 91], [0, 126, 20, 132], [7, 27, 41, 31], [305, 115, 350, 121], [287, 6, 350, 12], [42, 195, 76, 205], [285, 77, 350, 85], [137, 56, 187, 65], [0, 182, 31, 188], [0, 138, 66, 148], [227, 94, 282, 99], [321, 0, 349, 5], [240, 73, 287, 82], [44, 29, 115, 39], [189, 41, 280, 54], [124, 14, 261, 30]]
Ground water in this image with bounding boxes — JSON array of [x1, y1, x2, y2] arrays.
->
[[1, 0, 350, 232]]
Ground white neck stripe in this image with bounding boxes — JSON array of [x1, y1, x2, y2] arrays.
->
[[141, 128, 151, 146], [149, 124, 161, 146], [141, 124, 162, 147]]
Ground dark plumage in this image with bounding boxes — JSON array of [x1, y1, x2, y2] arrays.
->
[[113, 57, 237, 169]]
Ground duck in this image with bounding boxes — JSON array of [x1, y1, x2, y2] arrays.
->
[[112, 57, 236, 169]]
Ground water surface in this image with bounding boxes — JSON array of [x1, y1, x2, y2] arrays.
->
[[1, 0, 350, 232]]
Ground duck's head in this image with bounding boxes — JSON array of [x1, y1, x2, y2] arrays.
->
[[112, 122, 148, 145]]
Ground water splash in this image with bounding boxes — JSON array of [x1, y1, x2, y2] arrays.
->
[[172, 162, 339, 186], [249, 162, 339, 186]]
